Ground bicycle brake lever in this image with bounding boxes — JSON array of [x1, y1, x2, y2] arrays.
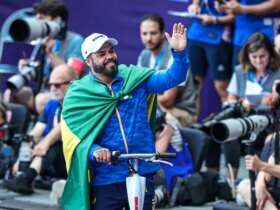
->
[[151, 159, 174, 166]]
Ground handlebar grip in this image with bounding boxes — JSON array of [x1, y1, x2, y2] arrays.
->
[[111, 151, 120, 164], [157, 152, 176, 158], [111, 151, 120, 157]]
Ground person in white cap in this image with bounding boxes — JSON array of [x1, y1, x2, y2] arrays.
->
[[60, 23, 189, 210]]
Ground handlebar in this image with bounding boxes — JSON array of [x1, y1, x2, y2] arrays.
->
[[111, 151, 176, 161]]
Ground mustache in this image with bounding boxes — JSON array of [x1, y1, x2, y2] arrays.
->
[[146, 41, 154, 45], [105, 59, 117, 65]]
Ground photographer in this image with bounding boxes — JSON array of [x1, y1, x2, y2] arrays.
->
[[237, 147, 280, 210], [214, 32, 280, 178], [227, 32, 280, 108], [4, 0, 84, 112], [3, 64, 78, 195], [32, 0, 84, 77]]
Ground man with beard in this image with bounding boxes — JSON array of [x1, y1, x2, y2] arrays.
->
[[137, 13, 198, 127], [60, 23, 189, 210]]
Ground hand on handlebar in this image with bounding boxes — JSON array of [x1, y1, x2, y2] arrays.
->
[[93, 148, 111, 163]]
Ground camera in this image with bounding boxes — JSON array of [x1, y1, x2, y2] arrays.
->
[[211, 114, 273, 142], [192, 102, 247, 135], [6, 60, 40, 91], [210, 105, 280, 143], [9, 17, 66, 42]]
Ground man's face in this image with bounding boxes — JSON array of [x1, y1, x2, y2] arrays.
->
[[49, 73, 70, 101], [86, 42, 118, 78], [140, 20, 165, 52]]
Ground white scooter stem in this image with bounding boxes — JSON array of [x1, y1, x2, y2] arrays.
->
[[126, 173, 146, 210]]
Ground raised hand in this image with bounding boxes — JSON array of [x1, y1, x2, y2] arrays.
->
[[165, 23, 187, 52]]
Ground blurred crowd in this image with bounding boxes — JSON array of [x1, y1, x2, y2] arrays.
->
[[0, 0, 280, 209]]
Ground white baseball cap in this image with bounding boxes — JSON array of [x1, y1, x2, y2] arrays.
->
[[81, 33, 118, 60]]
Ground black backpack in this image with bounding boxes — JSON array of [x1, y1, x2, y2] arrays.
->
[[171, 171, 233, 206]]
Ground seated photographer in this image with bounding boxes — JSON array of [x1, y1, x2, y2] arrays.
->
[[3, 64, 78, 194], [227, 32, 280, 108], [211, 32, 280, 178], [237, 151, 280, 210], [27, 0, 84, 78], [4, 0, 84, 112]]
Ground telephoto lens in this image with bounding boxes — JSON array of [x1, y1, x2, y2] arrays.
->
[[9, 18, 64, 42]]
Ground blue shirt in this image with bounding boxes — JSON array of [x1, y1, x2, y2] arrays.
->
[[188, 0, 226, 44], [234, 0, 276, 47], [89, 51, 189, 185], [38, 99, 61, 136]]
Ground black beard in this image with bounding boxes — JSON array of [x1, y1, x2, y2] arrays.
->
[[92, 59, 118, 78], [147, 41, 163, 52]]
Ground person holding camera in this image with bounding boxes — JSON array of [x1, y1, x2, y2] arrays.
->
[[236, 144, 280, 210], [32, 0, 84, 78], [3, 64, 78, 195], [220, 32, 280, 179], [60, 23, 188, 210], [4, 0, 84, 112], [227, 32, 280, 111]]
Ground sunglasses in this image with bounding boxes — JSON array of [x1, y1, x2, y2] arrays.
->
[[48, 81, 71, 88]]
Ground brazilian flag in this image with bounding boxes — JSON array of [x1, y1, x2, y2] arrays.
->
[[60, 64, 156, 210]]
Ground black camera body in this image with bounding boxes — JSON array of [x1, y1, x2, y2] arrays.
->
[[192, 102, 247, 135]]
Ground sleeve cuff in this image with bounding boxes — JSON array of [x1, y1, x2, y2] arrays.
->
[[171, 49, 188, 62]]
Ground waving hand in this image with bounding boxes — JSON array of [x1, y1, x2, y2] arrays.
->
[[165, 23, 187, 52]]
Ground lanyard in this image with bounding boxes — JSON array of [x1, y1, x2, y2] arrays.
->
[[248, 71, 270, 87]]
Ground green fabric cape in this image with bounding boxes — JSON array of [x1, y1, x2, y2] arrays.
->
[[60, 64, 155, 210]]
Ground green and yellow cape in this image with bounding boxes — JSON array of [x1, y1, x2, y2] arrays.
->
[[60, 64, 156, 210]]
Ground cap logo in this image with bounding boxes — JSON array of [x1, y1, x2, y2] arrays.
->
[[92, 35, 105, 42]]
